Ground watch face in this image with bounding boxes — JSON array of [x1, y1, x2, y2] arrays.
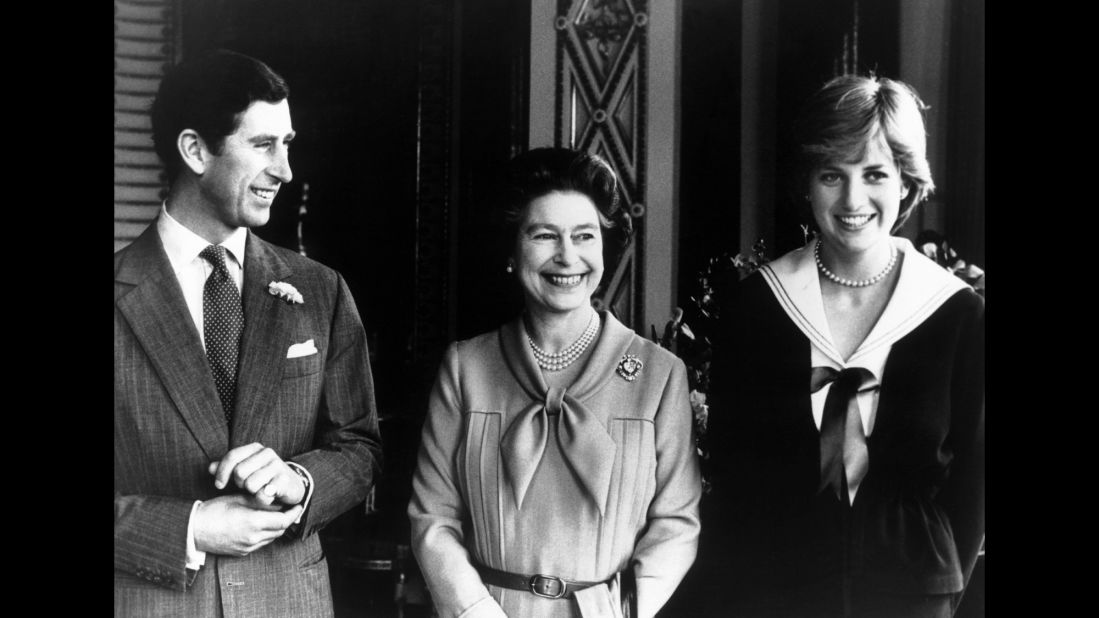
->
[[289, 464, 310, 488]]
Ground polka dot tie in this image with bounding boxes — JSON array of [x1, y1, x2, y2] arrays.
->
[[200, 245, 244, 423]]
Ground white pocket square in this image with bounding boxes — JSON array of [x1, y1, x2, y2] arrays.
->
[[286, 339, 318, 359]]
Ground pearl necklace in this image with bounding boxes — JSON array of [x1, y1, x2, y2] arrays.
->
[[527, 312, 600, 372], [814, 238, 898, 288]]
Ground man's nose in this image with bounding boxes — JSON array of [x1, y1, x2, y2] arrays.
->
[[269, 146, 292, 183]]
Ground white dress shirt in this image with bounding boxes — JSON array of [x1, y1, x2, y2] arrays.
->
[[156, 205, 247, 349], [155, 205, 314, 571]]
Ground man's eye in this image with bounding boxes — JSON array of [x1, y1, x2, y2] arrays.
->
[[533, 233, 557, 241], [574, 233, 596, 242]]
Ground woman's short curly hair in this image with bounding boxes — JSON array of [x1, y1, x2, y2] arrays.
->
[[495, 147, 633, 259], [791, 74, 934, 232]]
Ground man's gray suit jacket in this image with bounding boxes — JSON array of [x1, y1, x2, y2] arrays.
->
[[114, 222, 383, 617]]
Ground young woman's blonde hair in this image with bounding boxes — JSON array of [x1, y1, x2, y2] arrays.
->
[[792, 74, 934, 232]]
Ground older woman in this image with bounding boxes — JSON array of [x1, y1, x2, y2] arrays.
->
[[409, 148, 701, 618], [710, 75, 984, 617]]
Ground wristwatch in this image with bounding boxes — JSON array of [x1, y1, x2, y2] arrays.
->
[[289, 462, 311, 494]]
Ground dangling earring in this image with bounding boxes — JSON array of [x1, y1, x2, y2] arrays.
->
[[505, 262, 514, 274]]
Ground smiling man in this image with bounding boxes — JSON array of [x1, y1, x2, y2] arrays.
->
[[114, 50, 383, 617]]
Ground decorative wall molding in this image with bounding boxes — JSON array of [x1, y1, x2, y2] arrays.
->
[[554, 0, 648, 328]]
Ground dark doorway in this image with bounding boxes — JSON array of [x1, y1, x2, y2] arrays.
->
[[676, 0, 743, 311]]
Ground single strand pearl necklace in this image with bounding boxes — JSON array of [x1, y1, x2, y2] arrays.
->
[[527, 311, 599, 372], [814, 238, 898, 288]]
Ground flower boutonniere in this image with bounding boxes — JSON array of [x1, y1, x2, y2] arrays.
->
[[268, 281, 304, 305]]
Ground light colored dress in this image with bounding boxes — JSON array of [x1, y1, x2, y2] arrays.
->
[[409, 312, 701, 618]]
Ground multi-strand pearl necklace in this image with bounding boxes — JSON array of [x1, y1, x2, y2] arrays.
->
[[814, 238, 898, 288], [527, 311, 600, 372]]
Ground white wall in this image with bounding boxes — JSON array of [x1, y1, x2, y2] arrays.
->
[[644, 0, 682, 335]]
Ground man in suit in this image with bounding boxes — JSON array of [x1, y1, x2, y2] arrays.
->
[[114, 49, 384, 617]]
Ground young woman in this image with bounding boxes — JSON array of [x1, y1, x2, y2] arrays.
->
[[710, 75, 984, 618]]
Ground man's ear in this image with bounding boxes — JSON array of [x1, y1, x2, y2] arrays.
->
[[177, 129, 210, 175]]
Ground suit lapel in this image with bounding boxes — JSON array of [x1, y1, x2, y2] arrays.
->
[[115, 224, 229, 460], [230, 232, 295, 446]]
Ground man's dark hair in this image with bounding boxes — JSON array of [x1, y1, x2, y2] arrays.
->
[[151, 49, 289, 183]]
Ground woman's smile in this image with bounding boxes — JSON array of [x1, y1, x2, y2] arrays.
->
[[541, 272, 588, 288], [514, 190, 605, 317], [809, 137, 906, 258], [834, 213, 876, 231]]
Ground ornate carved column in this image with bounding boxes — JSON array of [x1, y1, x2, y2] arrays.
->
[[532, 0, 679, 333]]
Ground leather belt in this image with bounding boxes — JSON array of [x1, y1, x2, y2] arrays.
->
[[473, 562, 614, 600]]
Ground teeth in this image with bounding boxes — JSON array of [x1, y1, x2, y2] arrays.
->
[[838, 214, 873, 227], [547, 274, 583, 286], [252, 188, 276, 199]]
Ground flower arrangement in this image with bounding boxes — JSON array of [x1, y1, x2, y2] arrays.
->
[[915, 230, 985, 295], [651, 238, 770, 494]]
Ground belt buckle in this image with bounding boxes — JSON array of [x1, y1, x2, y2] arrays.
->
[[528, 573, 567, 599]]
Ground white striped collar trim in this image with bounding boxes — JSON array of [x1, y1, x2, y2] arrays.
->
[[760, 237, 969, 366]]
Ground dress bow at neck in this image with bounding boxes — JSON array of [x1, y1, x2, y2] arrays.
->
[[497, 313, 635, 517]]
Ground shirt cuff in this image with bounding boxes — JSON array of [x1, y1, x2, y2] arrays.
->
[[185, 500, 207, 570], [285, 461, 314, 524]]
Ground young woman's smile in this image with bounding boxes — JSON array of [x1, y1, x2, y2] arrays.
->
[[809, 137, 908, 259]]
